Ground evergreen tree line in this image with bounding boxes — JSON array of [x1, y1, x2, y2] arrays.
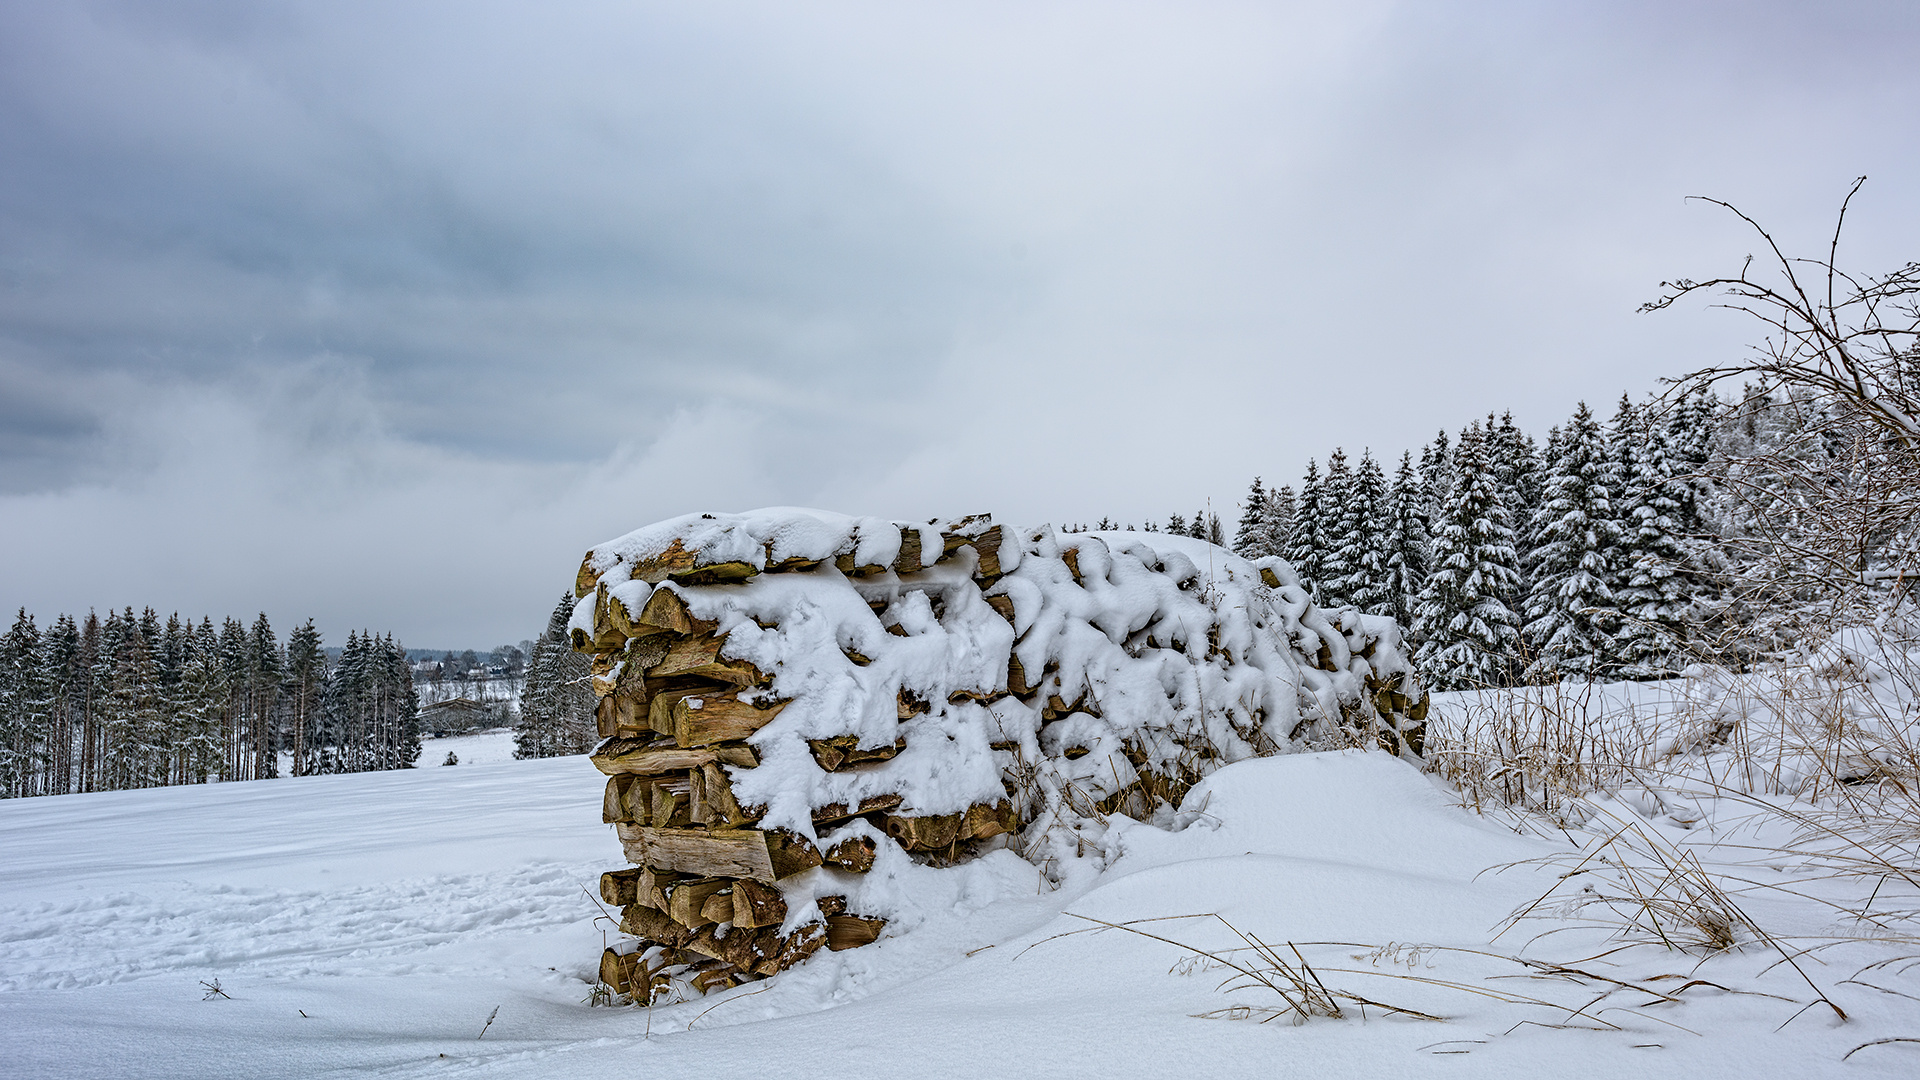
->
[[512, 595, 597, 760], [0, 608, 420, 799], [1223, 389, 1776, 690]]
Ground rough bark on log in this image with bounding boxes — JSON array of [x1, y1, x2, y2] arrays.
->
[[807, 791, 904, 826], [600, 868, 641, 907], [590, 737, 758, 776], [668, 878, 728, 928], [808, 734, 906, 771], [650, 688, 788, 748], [824, 834, 877, 873], [603, 774, 640, 824], [730, 879, 787, 929], [649, 633, 766, 686], [616, 825, 822, 883]]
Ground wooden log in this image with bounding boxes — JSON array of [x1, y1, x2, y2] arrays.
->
[[1007, 653, 1034, 696], [962, 799, 1019, 841], [640, 866, 684, 911], [730, 878, 788, 929], [668, 878, 728, 928], [893, 525, 926, 574], [595, 537, 763, 587], [967, 524, 1006, 578], [747, 921, 828, 976], [690, 965, 742, 995], [809, 791, 904, 826], [833, 551, 888, 578], [590, 737, 758, 776], [824, 834, 878, 873], [649, 778, 690, 828], [826, 914, 886, 952], [984, 593, 1016, 625], [651, 688, 788, 748], [701, 762, 755, 827], [1061, 547, 1082, 584], [603, 774, 640, 824], [808, 734, 906, 771], [881, 799, 1016, 851], [600, 868, 641, 907], [884, 810, 961, 851], [687, 766, 710, 826], [649, 633, 766, 687], [620, 902, 691, 946], [700, 890, 736, 926], [600, 946, 645, 994], [616, 825, 821, 883], [637, 587, 710, 635]]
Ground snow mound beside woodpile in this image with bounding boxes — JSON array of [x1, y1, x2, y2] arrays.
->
[[573, 509, 1426, 996]]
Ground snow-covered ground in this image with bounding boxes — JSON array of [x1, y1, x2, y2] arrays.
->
[[4, 742, 1917, 1077]]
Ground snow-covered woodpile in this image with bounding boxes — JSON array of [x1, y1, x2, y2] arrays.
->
[[575, 509, 1426, 999]]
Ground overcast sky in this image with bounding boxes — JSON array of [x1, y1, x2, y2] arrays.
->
[[3, 0, 1918, 648]]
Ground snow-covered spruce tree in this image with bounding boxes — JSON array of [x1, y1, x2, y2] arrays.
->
[[1415, 425, 1524, 689], [515, 595, 596, 759], [1521, 402, 1624, 679], [1283, 459, 1327, 597], [1260, 483, 1297, 559], [1315, 450, 1356, 606], [247, 614, 282, 779], [1333, 451, 1393, 615], [38, 614, 81, 796], [1233, 478, 1268, 557], [1419, 428, 1454, 523], [283, 620, 326, 777], [1382, 452, 1430, 634], [1611, 402, 1718, 678], [0, 609, 46, 798], [1489, 411, 1542, 608]]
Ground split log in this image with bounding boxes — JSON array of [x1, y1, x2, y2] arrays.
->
[[824, 834, 878, 873], [590, 737, 758, 777], [600, 868, 641, 907], [649, 778, 690, 828], [808, 734, 906, 771], [600, 946, 646, 995], [833, 551, 888, 578], [730, 879, 788, 929], [649, 633, 767, 687], [808, 791, 904, 826], [603, 774, 641, 824], [650, 688, 788, 748], [641, 867, 684, 911], [893, 525, 926, 574], [668, 878, 728, 929], [621, 902, 691, 946], [962, 799, 1019, 841], [826, 914, 886, 952], [637, 587, 714, 636], [700, 762, 755, 827], [883, 799, 1018, 851], [1007, 653, 1034, 696], [984, 593, 1016, 625], [690, 964, 743, 994], [700, 890, 736, 926], [884, 810, 960, 851], [616, 825, 822, 883]]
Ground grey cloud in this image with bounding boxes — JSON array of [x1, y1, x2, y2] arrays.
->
[[2, 0, 1919, 644]]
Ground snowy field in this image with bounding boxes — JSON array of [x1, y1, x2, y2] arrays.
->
[[4, 739, 1918, 1078]]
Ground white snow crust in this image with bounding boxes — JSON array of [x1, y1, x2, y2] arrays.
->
[[4, 747, 1916, 1078]]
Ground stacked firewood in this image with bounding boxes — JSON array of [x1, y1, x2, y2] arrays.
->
[[572, 509, 1428, 1001], [580, 514, 1020, 998]]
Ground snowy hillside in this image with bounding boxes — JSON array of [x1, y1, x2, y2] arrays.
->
[[3, 737, 1917, 1077]]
